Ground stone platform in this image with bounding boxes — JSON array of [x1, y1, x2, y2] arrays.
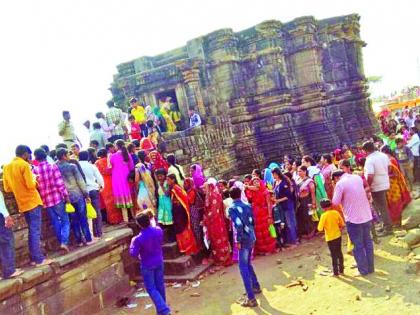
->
[[0, 227, 133, 315]]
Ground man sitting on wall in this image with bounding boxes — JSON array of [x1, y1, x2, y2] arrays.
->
[[189, 109, 202, 128]]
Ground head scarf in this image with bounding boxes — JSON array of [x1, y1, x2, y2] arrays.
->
[[183, 177, 195, 191], [263, 168, 274, 189], [192, 164, 206, 188], [268, 162, 280, 170], [149, 150, 168, 171], [232, 181, 249, 204]]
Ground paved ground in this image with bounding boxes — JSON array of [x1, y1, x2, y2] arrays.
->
[[101, 232, 420, 315]]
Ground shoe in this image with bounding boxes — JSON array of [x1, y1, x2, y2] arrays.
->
[[240, 298, 258, 307], [253, 287, 262, 294]]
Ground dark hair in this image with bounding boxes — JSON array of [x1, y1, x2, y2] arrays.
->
[[105, 143, 114, 152], [294, 160, 302, 167], [228, 179, 236, 188], [95, 112, 103, 119], [380, 145, 393, 155], [136, 212, 151, 229], [130, 97, 138, 104], [115, 140, 129, 163], [271, 167, 283, 178], [322, 154, 332, 164], [218, 179, 227, 187], [49, 149, 57, 161], [106, 100, 114, 108], [332, 170, 345, 180], [222, 189, 230, 199], [132, 140, 140, 148], [93, 122, 101, 129], [138, 150, 146, 163], [166, 154, 184, 180], [320, 199, 332, 209], [395, 138, 404, 144], [34, 148, 47, 161], [40, 145, 50, 153], [15, 145, 31, 157], [298, 165, 308, 176], [90, 140, 99, 147], [56, 148, 68, 160], [56, 143, 68, 150], [62, 111, 70, 118], [302, 155, 316, 166], [97, 148, 107, 158], [230, 187, 242, 200], [155, 168, 167, 177], [79, 151, 89, 161], [71, 143, 80, 149], [339, 159, 351, 168], [128, 115, 135, 120], [146, 120, 154, 128], [252, 169, 262, 178], [167, 173, 178, 185], [244, 174, 252, 180], [362, 141, 375, 153], [410, 127, 418, 133], [127, 143, 135, 154], [313, 153, 321, 163]]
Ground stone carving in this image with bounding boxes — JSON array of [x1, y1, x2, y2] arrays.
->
[[111, 14, 378, 176]]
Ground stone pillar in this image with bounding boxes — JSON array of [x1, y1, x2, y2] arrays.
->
[[180, 66, 206, 117]]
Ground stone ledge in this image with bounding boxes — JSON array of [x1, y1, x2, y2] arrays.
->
[[0, 228, 132, 302]]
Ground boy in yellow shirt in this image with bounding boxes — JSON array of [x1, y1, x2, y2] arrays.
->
[[317, 199, 345, 276]]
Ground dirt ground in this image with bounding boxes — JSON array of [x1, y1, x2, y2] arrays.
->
[[102, 233, 420, 315]]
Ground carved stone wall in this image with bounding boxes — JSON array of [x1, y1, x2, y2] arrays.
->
[[111, 14, 378, 175]]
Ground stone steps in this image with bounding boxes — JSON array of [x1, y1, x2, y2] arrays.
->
[[164, 255, 195, 276]]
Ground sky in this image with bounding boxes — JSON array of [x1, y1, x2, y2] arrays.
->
[[1, 0, 419, 164]]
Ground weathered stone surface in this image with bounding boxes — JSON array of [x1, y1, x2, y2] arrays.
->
[[99, 275, 130, 308], [401, 199, 420, 230], [111, 14, 377, 176], [92, 262, 125, 293], [0, 277, 23, 301]]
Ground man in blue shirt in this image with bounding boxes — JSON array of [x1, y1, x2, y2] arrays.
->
[[130, 212, 171, 315], [228, 187, 261, 308]]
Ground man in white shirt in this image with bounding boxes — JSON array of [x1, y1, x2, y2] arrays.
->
[[189, 109, 202, 128], [362, 141, 392, 236], [407, 127, 420, 182], [0, 191, 23, 279], [78, 151, 104, 238], [96, 112, 115, 142]]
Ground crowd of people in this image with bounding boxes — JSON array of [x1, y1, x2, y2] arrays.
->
[[0, 101, 419, 314]]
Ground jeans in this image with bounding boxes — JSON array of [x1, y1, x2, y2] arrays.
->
[[89, 190, 103, 237], [24, 206, 45, 264], [142, 264, 170, 315], [0, 214, 16, 278], [70, 198, 92, 244], [327, 237, 344, 275], [371, 190, 392, 230], [346, 221, 374, 275], [239, 244, 260, 300], [284, 204, 298, 244], [46, 201, 70, 245]]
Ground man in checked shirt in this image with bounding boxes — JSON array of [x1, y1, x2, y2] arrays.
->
[[33, 148, 71, 253]]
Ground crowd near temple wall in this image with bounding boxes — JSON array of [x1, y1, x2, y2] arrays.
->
[[111, 13, 378, 176]]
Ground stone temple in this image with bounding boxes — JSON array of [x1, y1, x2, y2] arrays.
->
[[110, 14, 378, 176]]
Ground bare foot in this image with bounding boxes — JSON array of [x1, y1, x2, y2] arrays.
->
[[60, 244, 70, 253], [86, 239, 98, 246], [9, 269, 24, 278], [36, 259, 53, 267]]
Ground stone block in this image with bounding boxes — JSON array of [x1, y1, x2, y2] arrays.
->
[[92, 262, 124, 293], [0, 291, 24, 314], [65, 294, 102, 315], [0, 277, 22, 301], [164, 255, 195, 275], [99, 275, 130, 308], [20, 265, 53, 291]]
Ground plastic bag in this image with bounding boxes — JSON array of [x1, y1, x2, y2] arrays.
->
[[268, 224, 277, 238], [86, 202, 97, 219], [65, 203, 75, 213]]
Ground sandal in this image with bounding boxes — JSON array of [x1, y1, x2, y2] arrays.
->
[[36, 259, 53, 267], [8, 269, 24, 278], [241, 298, 258, 307]]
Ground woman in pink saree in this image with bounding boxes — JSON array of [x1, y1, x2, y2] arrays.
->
[[110, 140, 134, 222]]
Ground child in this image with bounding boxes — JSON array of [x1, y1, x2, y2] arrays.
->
[[128, 115, 142, 141], [395, 138, 414, 191], [317, 198, 345, 276], [130, 212, 170, 315]]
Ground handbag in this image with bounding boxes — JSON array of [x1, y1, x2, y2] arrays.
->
[[86, 202, 97, 219], [65, 203, 75, 213], [268, 224, 277, 238]]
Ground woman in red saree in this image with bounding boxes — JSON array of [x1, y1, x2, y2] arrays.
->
[[203, 178, 232, 266], [95, 149, 123, 224], [167, 174, 198, 255], [248, 177, 276, 254], [149, 150, 169, 173], [381, 146, 411, 225]]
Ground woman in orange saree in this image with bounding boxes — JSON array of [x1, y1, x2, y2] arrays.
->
[[167, 174, 198, 255], [95, 149, 123, 224], [381, 146, 411, 225]]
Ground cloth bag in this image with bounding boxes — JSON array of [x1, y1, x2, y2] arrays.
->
[[86, 202, 97, 219], [268, 224, 277, 238], [65, 203, 75, 213]]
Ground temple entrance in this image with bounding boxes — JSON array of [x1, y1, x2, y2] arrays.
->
[[155, 89, 185, 131]]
